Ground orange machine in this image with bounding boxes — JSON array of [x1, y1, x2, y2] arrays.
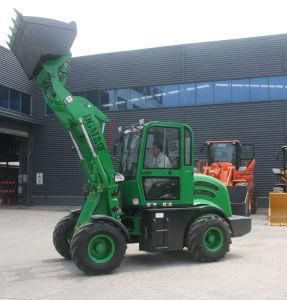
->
[[269, 145, 287, 225], [197, 140, 256, 216]]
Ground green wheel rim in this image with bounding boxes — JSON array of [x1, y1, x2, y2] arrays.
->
[[88, 234, 115, 263], [203, 227, 224, 252]]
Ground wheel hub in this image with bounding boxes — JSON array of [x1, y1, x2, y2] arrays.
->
[[204, 227, 224, 252], [88, 234, 115, 263]]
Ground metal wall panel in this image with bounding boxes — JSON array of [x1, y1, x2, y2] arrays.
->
[[0, 46, 33, 93], [183, 35, 287, 82], [3, 34, 287, 206], [29, 99, 287, 207]]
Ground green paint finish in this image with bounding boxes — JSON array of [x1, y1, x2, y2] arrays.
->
[[119, 180, 140, 207], [88, 234, 115, 263], [122, 216, 141, 236], [203, 227, 224, 252], [193, 174, 233, 217], [34, 54, 122, 227]]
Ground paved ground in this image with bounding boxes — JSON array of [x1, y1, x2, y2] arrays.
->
[[0, 208, 286, 300]]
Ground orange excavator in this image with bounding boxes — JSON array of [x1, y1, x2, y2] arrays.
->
[[197, 140, 256, 216]]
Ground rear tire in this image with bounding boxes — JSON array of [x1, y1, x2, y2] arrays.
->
[[53, 211, 80, 259], [186, 214, 231, 262], [71, 221, 126, 275], [251, 189, 257, 214]]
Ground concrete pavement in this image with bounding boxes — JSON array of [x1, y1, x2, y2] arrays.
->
[[0, 208, 286, 300]]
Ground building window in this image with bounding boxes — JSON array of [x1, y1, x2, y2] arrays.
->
[[115, 89, 130, 110], [45, 75, 287, 115], [130, 87, 145, 109], [162, 85, 179, 107], [214, 81, 231, 104], [232, 79, 250, 102], [269, 76, 287, 100], [100, 90, 115, 111], [86, 90, 100, 107], [145, 86, 163, 108], [21, 93, 31, 114], [250, 77, 268, 101], [0, 85, 9, 109], [9, 89, 21, 112], [0, 86, 31, 115], [180, 83, 196, 106], [196, 82, 213, 105]]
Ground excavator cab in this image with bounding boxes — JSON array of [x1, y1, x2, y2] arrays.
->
[[269, 146, 287, 225]]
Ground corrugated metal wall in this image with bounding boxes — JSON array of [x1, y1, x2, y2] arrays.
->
[[2, 34, 287, 207], [0, 46, 33, 93], [67, 33, 287, 91]]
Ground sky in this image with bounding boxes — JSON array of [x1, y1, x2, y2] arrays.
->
[[1, 0, 287, 57]]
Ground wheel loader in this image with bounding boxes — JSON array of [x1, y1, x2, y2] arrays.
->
[[269, 146, 287, 225], [7, 10, 251, 275], [197, 140, 257, 216]]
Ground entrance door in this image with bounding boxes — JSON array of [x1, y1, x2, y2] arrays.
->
[[0, 133, 29, 205]]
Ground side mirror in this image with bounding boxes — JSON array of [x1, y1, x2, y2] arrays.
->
[[114, 173, 125, 182], [272, 168, 282, 175]]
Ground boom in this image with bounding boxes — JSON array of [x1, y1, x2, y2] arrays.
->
[[8, 11, 121, 225]]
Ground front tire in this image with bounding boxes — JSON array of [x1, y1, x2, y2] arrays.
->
[[53, 211, 80, 259], [71, 221, 126, 275], [186, 214, 231, 262]]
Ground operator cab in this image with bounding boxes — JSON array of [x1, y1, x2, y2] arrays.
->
[[205, 141, 240, 169], [202, 140, 254, 171], [118, 120, 193, 207]]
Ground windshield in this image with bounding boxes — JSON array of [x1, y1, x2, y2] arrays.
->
[[119, 132, 140, 178], [209, 143, 237, 164]]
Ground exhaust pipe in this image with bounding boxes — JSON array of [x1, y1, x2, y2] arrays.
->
[[7, 9, 77, 79]]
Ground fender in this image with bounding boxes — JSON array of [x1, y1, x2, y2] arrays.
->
[[90, 215, 130, 241]]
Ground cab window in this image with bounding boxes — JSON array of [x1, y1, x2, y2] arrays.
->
[[144, 126, 180, 169]]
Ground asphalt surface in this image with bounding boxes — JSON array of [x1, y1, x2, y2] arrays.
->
[[0, 207, 286, 300]]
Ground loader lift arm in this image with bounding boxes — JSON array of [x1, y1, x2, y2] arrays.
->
[[35, 53, 121, 226]]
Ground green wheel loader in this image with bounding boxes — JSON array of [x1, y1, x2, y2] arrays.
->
[[7, 10, 251, 275]]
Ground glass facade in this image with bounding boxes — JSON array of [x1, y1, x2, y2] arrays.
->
[[0, 85, 31, 115], [46, 75, 287, 114]]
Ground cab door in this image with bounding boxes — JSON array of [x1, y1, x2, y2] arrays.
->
[[140, 125, 180, 204], [138, 124, 193, 205]]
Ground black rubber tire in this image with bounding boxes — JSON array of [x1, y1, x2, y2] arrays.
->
[[251, 189, 257, 214], [186, 214, 231, 262], [71, 221, 127, 275], [246, 192, 251, 217], [53, 212, 79, 260]]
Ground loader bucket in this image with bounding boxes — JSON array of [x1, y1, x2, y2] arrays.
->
[[7, 10, 77, 79], [227, 186, 249, 216], [268, 192, 287, 225]]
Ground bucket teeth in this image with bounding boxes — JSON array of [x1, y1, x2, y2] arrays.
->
[[7, 10, 77, 79], [6, 41, 12, 49], [8, 15, 21, 50]]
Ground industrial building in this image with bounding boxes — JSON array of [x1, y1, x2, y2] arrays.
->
[[1, 33, 287, 207]]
